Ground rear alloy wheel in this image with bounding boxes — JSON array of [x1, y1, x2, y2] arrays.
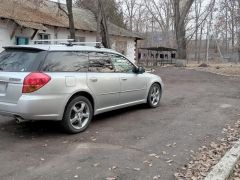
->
[[147, 83, 161, 108], [62, 96, 93, 134]]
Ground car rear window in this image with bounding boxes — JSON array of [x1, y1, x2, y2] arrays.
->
[[0, 49, 43, 72], [42, 52, 89, 72]]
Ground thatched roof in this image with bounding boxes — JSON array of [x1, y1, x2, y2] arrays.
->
[[0, 0, 142, 39]]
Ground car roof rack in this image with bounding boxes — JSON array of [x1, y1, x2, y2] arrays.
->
[[31, 39, 74, 44], [30, 39, 103, 48], [67, 42, 103, 48]]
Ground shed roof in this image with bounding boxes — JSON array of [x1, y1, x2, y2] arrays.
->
[[0, 0, 142, 39]]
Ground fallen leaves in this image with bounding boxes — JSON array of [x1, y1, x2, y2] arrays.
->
[[93, 163, 100, 167], [143, 160, 153, 167], [91, 137, 97, 142], [74, 175, 79, 178], [105, 177, 117, 180], [109, 166, 117, 171], [162, 151, 167, 155], [133, 168, 141, 171], [174, 120, 240, 180], [149, 153, 160, 159], [153, 175, 161, 179], [166, 142, 177, 148], [230, 161, 240, 179], [166, 159, 173, 164]]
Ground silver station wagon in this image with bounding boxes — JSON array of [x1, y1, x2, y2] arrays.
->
[[0, 43, 163, 133]]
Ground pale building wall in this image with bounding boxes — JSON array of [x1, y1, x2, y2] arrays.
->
[[0, 20, 136, 62], [126, 38, 136, 62], [110, 36, 136, 62]]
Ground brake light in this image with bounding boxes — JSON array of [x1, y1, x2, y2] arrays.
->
[[22, 72, 51, 93]]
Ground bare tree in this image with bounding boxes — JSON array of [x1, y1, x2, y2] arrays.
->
[[120, 0, 137, 31], [76, 0, 125, 28], [145, 0, 174, 46], [58, 0, 76, 40], [76, 0, 112, 48]]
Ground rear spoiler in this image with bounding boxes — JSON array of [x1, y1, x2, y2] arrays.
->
[[3, 46, 46, 52]]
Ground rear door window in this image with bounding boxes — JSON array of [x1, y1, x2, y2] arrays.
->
[[42, 51, 89, 72], [0, 49, 43, 72]]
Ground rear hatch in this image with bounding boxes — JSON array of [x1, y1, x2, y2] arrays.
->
[[0, 48, 45, 103]]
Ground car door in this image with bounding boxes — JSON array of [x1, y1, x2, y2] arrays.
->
[[110, 54, 147, 105], [87, 52, 120, 111]]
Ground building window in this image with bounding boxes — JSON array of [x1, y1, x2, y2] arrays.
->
[[38, 33, 51, 44], [16, 37, 29, 45]]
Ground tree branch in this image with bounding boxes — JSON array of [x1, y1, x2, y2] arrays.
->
[[58, 2, 68, 16]]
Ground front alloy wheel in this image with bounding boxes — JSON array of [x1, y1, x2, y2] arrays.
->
[[147, 83, 161, 108]]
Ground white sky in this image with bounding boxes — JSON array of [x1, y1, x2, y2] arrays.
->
[[49, 0, 66, 4]]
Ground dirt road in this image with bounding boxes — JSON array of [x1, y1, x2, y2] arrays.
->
[[0, 67, 239, 180]]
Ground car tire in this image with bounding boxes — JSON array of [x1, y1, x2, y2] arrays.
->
[[62, 96, 93, 134], [147, 83, 161, 108]]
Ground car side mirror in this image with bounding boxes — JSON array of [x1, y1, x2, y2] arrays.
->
[[134, 66, 145, 74]]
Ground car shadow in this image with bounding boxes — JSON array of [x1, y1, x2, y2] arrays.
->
[[0, 104, 148, 138], [93, 104, 147, 122]]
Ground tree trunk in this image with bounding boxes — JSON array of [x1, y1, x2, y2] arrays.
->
[[198, 22, 204, 63], [173, 0, 194, 59], [99, 0, 111, 48], [96, 0, 101, 42], [66, 0, 75, 40], [238, 0, 240, 62], [176, 26, 187, 59]]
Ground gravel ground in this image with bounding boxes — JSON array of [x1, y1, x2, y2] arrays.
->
[[0, 67, 239, 180]]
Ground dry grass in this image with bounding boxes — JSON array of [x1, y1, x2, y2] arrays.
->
[[186, 63, 240, 76]]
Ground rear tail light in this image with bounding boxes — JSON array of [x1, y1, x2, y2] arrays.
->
[[22, 72, 51, 93]]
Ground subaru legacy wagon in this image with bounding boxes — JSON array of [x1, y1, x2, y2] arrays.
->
[[0, 44, 163, 133]]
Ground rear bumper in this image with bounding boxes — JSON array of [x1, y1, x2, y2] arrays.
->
[[0, 94, 68, 121]]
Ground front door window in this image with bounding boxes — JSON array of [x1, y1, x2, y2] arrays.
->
[[110, 54, 134, 73]]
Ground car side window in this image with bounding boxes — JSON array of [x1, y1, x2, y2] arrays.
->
[[42, 51, 88, 72], [88, 52, 114, 73], [110, 54, 134, 73]]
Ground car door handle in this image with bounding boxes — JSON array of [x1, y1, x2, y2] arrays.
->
[[90, 77, 98, 82], [121, 77, 127, 81]]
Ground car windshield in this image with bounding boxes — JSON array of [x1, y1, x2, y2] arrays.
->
[[0, 49, 42, 72]]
